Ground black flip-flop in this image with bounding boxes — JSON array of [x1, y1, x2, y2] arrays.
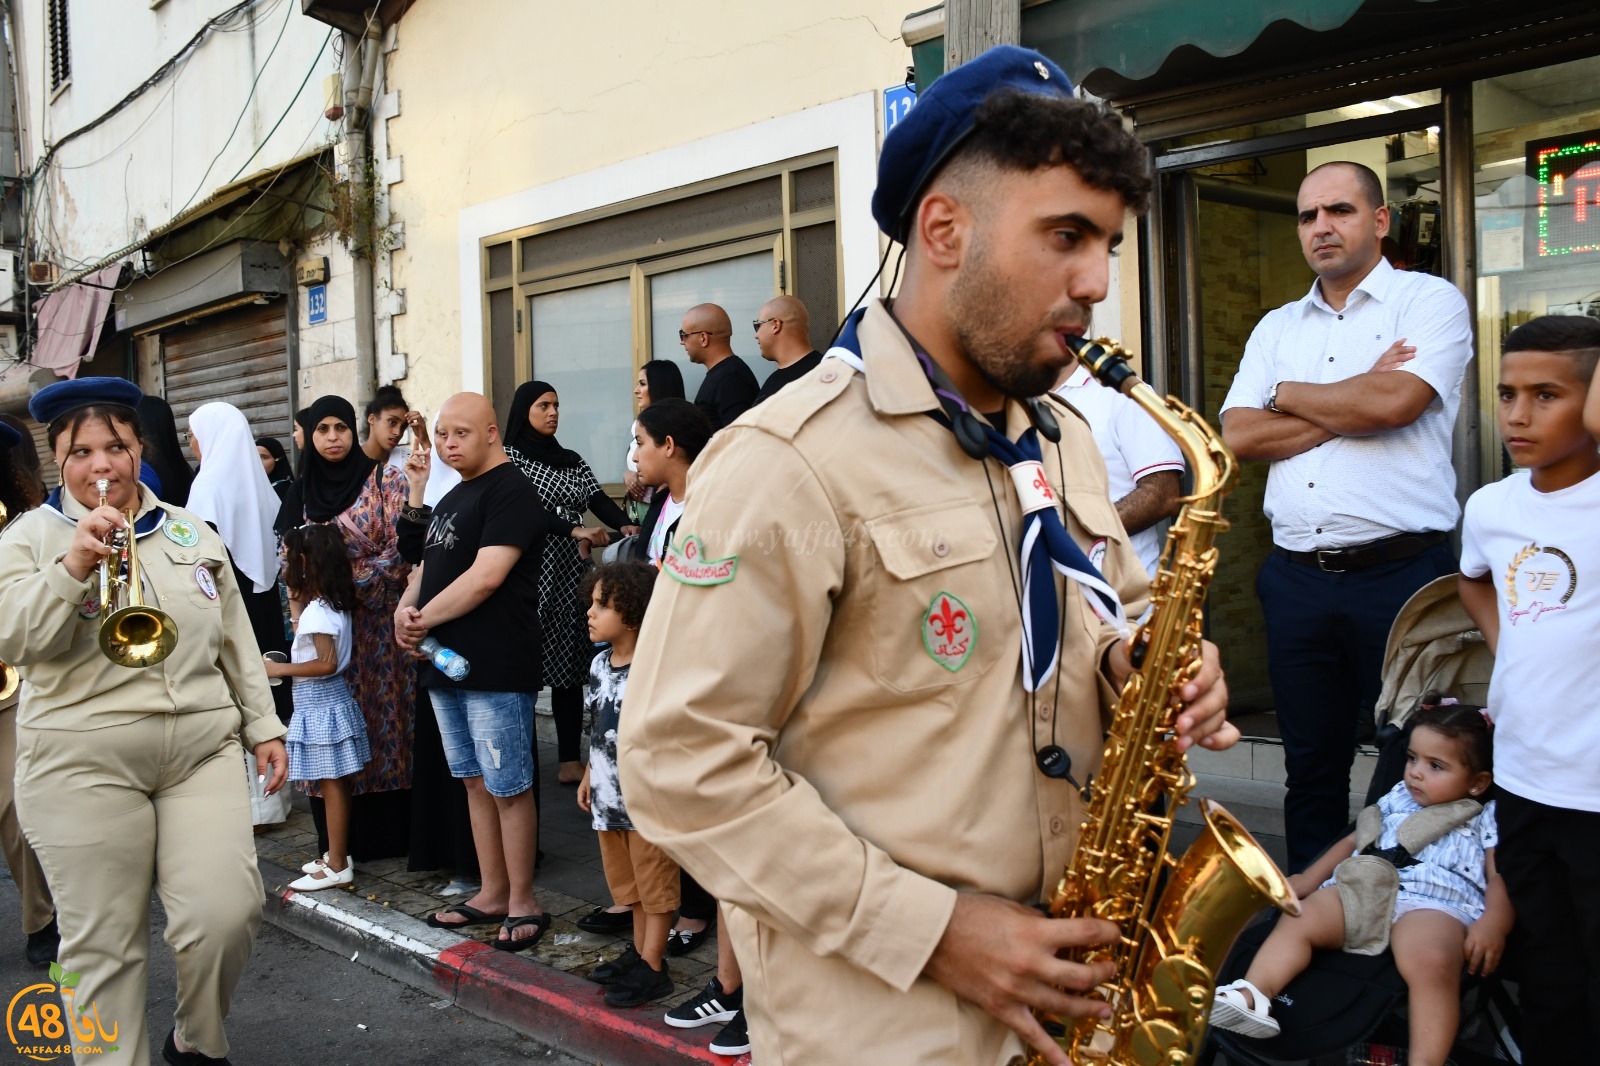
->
[[425, 903, 509, 929], [493, 913, 552, 952]]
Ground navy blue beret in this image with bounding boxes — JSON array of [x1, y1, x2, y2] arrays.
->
[[872, 45, 1074, 243], [0, 420, 18, 450], [28, 376, 143, 426]]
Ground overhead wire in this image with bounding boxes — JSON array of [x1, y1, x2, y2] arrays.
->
[[175, 0, 296, 215]]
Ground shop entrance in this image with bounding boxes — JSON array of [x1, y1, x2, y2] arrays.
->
[[1147, 102, 1453, 725]]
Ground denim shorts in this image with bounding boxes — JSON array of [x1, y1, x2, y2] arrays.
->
[[428, 689, 536, 798]]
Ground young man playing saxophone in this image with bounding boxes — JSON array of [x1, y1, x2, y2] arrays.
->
[[620, 47, 1237, 1065]]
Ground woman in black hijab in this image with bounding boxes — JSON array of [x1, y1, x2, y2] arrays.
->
[[502, 381, 633, 784], [276, 395, 414, 862], [256, 435, 293, 501], [135, 395, 194, 507]]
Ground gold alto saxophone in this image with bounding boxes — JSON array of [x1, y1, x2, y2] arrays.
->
[[1026, 338, 1301, 1066]]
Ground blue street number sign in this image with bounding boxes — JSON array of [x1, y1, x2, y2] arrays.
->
[[884, 84, 917, 135], [307, 284, 328, 325]]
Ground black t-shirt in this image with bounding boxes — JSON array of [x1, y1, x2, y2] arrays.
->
[[418, 462, 548, 692], [753, 350, 823, 405], [694, 355, 761, 430]]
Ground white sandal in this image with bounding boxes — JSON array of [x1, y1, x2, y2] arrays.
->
[[1210, 978, 1280, 1038], [289, 860, 354, 892]]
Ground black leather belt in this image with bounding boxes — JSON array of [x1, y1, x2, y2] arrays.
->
[[1275, 531, 1449, 573]]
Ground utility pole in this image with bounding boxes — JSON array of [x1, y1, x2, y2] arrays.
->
[[944, 0, 1020, 68]]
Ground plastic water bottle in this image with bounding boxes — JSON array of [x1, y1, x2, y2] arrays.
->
[[419, 637, 470, 681]]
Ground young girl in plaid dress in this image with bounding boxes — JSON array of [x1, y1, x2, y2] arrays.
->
[[266, 524, 371, 891]]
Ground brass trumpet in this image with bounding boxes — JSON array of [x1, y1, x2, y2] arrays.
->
[[95, 478, 178, 668], [0, 498, 15, 700]]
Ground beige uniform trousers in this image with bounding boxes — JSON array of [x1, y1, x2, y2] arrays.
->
[[0, 706, 54, 935], [15, 707, 262, 1065]]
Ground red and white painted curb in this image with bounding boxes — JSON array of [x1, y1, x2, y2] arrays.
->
[[262, 860, 753, 1066]]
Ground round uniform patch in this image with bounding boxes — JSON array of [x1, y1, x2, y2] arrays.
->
[[78, 591, 102, 619], [194, 563, 218, 600], [163, 518, 200, 547]]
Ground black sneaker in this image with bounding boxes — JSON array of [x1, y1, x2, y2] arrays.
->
[[708, 1009, 751, 1055], [24, 918, 58, 967], [664, 976, 742, 1029], [604, 958, 673, 1008], [588, 945, 641, 985]]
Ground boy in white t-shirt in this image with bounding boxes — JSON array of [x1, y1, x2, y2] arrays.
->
[[1458, 315, 1600, 1063]]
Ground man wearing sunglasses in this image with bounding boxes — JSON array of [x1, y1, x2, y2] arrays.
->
[[752, 296, 824, 405], [680, 304, 760, 431]]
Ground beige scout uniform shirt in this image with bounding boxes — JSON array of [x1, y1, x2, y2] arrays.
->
[[621, 300, 1151, 1066], [0, 483, 284, 748]]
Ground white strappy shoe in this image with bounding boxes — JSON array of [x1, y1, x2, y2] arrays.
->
[[1210, 978, 1280, 1038], [289, 860, 354, 892]]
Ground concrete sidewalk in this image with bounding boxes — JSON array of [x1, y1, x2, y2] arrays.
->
[[254, 713, 743, 1066]]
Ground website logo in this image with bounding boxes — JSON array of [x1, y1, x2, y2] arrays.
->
[[5, 963, 118, 1061]]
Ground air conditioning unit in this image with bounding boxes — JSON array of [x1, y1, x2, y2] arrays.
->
[[27, 261, 56, 285], [0, 253, 15, 312]]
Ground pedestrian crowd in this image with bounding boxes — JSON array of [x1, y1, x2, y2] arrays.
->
[[0, 42, 1592, 1066]]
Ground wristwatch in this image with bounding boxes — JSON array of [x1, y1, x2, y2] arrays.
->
[[1267, 381, 1283, 413]]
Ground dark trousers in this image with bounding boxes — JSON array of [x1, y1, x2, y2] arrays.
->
[[551, 685, 583, 763], [680, 869, 717, 923], [1494, 790, 1600, 1062], [1256, 542, 1455, 872]]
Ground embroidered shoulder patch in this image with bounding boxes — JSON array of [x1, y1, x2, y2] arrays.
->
[[78, 591, 102, 619], [923, 591, 976, 671], [662, 535, 738, 586], [163, 518, 200, 547]]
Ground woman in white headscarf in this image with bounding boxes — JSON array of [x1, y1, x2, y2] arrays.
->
[[187, 402, 292, 728]]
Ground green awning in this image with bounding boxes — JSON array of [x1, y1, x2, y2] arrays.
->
[[1027, 0, 1369, 84], [909, 0, 1444, 94]]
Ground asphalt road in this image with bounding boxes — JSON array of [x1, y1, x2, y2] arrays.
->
[[0, 868, 592, 1066]]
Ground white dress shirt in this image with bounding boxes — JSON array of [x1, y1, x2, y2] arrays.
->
[[1220, 257, 1472, 551], [1054, 367, 1184, 577]]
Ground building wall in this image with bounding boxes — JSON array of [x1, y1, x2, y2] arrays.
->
[[382, 0, 915, 413], [17, 0, 342, 269]]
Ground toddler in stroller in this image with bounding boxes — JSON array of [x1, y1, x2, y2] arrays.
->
[[1210, 704, 1510, 1066]]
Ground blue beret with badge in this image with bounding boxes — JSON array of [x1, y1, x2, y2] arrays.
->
[[28, 376, 143, 426], [0, 420, 19, 450], [871, 44, 1074, 244]]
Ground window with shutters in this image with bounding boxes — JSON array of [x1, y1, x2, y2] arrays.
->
[[47, 0, 70, 93], [481, 152, 840, 483]]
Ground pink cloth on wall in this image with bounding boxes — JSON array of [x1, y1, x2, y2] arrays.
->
[[32, 264, 121, 380]]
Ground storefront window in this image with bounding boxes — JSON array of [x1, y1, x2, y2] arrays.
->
[[528, 279, 633, 483], [648, 250, 776, 401], [1472, 54, 1600, 477]]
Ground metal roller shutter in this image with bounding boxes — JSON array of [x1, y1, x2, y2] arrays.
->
[[161, 299, 290, 445]]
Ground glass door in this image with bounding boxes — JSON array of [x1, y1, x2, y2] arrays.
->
[[1150, 103, 1451, 727]]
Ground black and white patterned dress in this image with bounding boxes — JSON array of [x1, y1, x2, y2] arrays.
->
[[504, 445, 615, 690]]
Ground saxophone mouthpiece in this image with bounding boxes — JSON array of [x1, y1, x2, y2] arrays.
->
[[1065, 336, 1139, 396]]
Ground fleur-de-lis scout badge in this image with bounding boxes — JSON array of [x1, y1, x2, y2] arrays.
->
[[662, 534, 738, 586], [922, 590, 975, 671], [162, 518, 200, 547]]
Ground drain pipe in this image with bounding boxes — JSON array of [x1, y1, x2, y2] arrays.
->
[[341, 16, 382, 418]]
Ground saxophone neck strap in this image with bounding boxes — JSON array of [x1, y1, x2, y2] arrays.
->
[[826, 305, 1129, 692]]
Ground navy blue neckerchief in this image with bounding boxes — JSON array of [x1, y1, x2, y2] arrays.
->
[[42, 487, 167, 538], [825, 308, 1127, 692]]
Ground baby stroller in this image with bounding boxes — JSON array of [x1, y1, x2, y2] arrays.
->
[[1201, 575, 1519, 1065]]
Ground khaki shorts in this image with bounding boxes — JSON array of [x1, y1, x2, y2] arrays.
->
[[598, 829, 681, 914]]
